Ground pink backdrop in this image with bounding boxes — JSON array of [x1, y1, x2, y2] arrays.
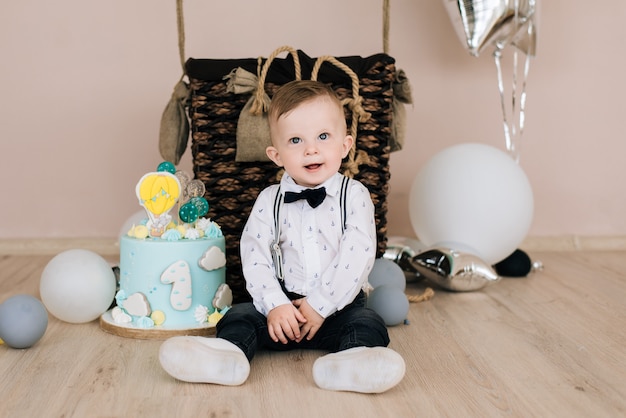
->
[[1, 0, 624, 244]]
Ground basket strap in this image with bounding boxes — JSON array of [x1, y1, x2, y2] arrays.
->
[[249, 46, 302, 116], [174, 0, 392, 74], [383, 0, 390, 54], [175, 0, 186, 75]]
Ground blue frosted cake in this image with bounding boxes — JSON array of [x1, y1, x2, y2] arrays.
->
[[100, 162, 231, 338]]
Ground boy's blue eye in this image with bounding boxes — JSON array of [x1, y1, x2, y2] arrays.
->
[[319, 133, 328, 140], [289, 137, 301, 144]]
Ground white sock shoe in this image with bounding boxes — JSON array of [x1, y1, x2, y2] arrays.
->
[[159, 336, 250, 385], [312, 347, 405, 393]]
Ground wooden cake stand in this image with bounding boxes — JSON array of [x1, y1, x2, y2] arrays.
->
[[99, 310, 216, 340]]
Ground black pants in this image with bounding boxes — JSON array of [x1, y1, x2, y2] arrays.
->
[[216, 291, 390, 361]]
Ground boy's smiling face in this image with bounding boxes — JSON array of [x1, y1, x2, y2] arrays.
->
[[266, 96, 353, 188]]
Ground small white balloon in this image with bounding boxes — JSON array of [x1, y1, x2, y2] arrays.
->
[[40, 249, 116, 324], [409, 143, 533, 265], [119, 210, 148, 238]]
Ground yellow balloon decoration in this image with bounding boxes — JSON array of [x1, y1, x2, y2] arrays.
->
[[136, 172, 181, 217]]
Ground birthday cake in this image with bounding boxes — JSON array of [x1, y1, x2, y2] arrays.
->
[[100, 162, 230, 338]]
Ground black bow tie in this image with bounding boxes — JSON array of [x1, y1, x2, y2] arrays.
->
[[284, 187, 327, 208]]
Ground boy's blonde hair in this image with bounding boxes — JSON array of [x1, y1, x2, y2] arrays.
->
[[268, 80, 346, 126]]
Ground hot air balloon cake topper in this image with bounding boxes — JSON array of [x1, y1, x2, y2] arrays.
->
[[134, 161, 211, 238]]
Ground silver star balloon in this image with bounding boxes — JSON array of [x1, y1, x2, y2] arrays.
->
[[408, 248, 500, 292], [442, 0, 537, 57]]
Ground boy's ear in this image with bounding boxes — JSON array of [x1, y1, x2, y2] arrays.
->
[[266, 146, 283, 167], [342, 135, 354, 158]]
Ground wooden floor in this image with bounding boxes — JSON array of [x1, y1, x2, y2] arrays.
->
[[1, 251, 625, 417]]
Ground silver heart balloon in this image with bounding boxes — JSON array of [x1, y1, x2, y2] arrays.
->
[[408, 248, 500, 291], [443, 0, 537, 56]]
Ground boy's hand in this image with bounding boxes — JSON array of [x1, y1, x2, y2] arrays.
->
[[267, 304, 307, 344], [292, 298, 324, 342]]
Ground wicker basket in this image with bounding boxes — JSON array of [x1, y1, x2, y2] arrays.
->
[[187, 50, 395, 303]]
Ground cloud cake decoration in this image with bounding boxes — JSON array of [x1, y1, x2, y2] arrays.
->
[[122, 293, 152, 317], [199, 246, 226, 271]]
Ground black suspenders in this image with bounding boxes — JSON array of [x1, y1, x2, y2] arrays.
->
[[270, 176, 350, 281], [271, 186, 285, 280]]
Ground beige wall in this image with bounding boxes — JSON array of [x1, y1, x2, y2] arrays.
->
[[1, 0, 624, 244]]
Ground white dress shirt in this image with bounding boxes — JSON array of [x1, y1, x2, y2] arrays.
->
[[240, 172, 376, 318]]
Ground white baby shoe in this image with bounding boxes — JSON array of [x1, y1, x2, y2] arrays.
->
[[159, 336, 250, 385], [312, 346, 405, 393]]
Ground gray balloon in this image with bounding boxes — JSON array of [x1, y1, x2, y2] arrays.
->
[[0, 295, 48, 349], [368, 259, 406, 291], [367, 285, 409, 326]]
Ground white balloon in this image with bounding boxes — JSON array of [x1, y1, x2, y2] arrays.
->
[[409, 143, 533, 265], [119, 209, 148, 238], [40, 249, 117, 323]]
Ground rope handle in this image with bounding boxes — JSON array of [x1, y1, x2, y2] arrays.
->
[[311, 56, 372, 176], [312, 55, 371, 139], [249, 46, 302, 115]]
